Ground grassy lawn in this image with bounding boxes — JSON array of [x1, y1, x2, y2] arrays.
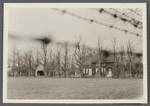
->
[[7, 77, 143, 99]]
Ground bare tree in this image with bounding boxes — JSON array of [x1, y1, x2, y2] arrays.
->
[[97, 36, 106, 77], [61, 42, 69, 78], [49, 48, 53, 63], [119, 45, 126, 78], [74, 36, 87, 76], [69, 55, 75, 76], [40, 42, 48, 76], [56, 43, 62, 77], [20, 54, 24, 76], [27, 50, 34, 76], [87, 47, 95, 57], [36, 49, 39, 64], [111, 37, 117, 77], [12, 46, 16, 77], [7, 57, 11, 76], [16, 50, 21, 77], [24, 52, 29, 76], [115, 54, 120, 78], [67, 55, 71, 70], [47, 48, 53, 76], [111, 37, 117, 60], [136, 53, 143, 78], [126, 40, 137, 77], [34, 37, 51, 77]]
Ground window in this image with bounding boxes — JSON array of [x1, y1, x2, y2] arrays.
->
[[83, 69, 88, 73], [85, 69, 87, 73], [83, 69, 85, 73], [87, 69, 89, 73]]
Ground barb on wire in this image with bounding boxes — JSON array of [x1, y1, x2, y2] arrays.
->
[[127, 8, 142, 17], [109, 8, 142, 25], [51, 8, 142, 37], [90, 8, 142, 29]]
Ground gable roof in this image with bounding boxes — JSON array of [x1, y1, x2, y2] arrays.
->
[[83, 57, 92, 66], [36, 64, 44, 71], [83, 53, 114, 66]]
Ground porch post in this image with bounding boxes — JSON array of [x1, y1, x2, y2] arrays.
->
[[35, 70, 37, 77]]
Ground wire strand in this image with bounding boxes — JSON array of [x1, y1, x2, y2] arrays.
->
[[51, 8, 142, 37]]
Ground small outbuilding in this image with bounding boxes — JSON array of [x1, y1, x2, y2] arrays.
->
[[35, 64, 44, 77]]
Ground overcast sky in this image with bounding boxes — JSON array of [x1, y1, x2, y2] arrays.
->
[[8, 8, 143, 57]]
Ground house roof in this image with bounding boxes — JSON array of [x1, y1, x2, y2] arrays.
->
[[92, 54, 114, 63], [83, 53, 114, 66], [83, 58, 92, 66]]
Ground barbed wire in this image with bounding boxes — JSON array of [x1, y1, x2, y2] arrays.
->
[[127, 8, 142, 17], [51, 8, 142, 37], [109, 8, 142, 25], [90, 8, 142, 29]]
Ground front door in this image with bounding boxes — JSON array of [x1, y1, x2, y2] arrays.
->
[[107, 67, 112, 77], [89, 69, 92, 76]]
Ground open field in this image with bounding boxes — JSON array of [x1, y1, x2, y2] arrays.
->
[[7, 77, 143, 99]]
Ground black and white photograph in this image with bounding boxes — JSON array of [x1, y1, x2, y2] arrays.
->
[[3, 3, 147, 103]]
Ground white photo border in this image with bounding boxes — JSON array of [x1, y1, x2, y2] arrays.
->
[[3, 3, 147, 103]]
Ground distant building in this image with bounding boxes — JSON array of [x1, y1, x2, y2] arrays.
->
[[8, 65, 18, 77], [83, 52, 114, 77], [35, 64, 44, 76]]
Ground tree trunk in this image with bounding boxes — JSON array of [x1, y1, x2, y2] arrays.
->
[[123, 66, 125, 78], [59, 71, 61, 77], [44, 71, 47, 77], [117, 68, 119, 78], [99, 62, 102, 77], [48, 70, 51, 77], [79, 66, 83, 77], [58, 64, 60, 77], [28, 70, 30, 77], [112, 66, 114, 78], [129, 62, 132, 77], [140, 69, 141, 78], [136, 69, 138, 78], [66, 70, 67, 78], [30, 70, 31, 76], [20, 71, 21, 77], [13, 71, 15, 77]]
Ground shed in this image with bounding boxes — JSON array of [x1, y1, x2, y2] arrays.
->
[[35, 64, 44, 77]]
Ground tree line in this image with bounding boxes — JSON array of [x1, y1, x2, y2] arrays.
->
[[8, 35, 143, 78]]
